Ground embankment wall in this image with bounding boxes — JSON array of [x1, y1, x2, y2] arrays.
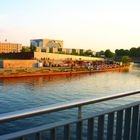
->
[[34, 52, 104, 61], [2, 60, 37, 68]]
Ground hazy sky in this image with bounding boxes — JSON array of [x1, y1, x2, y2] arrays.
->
[[0, 0, 140, 51]]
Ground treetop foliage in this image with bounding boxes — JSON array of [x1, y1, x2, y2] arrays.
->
[[97, 46, 140, 58]]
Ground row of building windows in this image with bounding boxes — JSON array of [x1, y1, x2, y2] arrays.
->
[[0, 43, 22, 53]]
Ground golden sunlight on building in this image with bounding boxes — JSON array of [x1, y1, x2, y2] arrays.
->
[[0, 43, 22, 53]]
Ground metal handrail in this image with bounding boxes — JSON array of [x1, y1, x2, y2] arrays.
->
[[1, 100, 140, 140], [0, 89, 140, 123]]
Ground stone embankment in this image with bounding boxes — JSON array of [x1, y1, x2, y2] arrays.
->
[[0, 66, 129, 79]]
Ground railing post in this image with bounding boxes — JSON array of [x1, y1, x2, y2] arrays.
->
[[137, 105, 140, 140], [51, 128, 56, 140], [76, 121, 82, 140], [115, 110, 123, 140], [131, 105, 139, 140], [64, 124, 70, 140], [97, 115, 104, 140], [88, 118, 94, 140], [20, 137, 25, 140], [35, 132, 41, 140], [124, 108, 132, 140], [78, 106, 82, 119], [77, 106, 82, 139], [107, 112, 114, 140]]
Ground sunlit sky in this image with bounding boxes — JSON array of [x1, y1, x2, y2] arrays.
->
[[0, 0, 140, 51]]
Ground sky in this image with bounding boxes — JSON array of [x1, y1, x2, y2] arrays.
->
[[0, 0, 140, 51]]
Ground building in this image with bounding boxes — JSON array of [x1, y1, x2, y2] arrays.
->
[[58, 48, 86, 55], [79, 49, 86, 55], [30, 39, 63, 48], [58, 48, 67, 54], [30, 39, 63, 54], [66, 48, 72, 54], [36, 47, 50, 53], [49, 47, 58, 53], [30, 39, 96, 56], [0, 43, 22, 53]]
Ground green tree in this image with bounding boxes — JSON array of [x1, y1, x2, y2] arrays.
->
[[115, 49, 129, 57], [21, 47, 31, 52], [99, 50, 105, 55], [83, 50, 93, 56], [30, 45, 36, 52], [96, 50, 105, 57], [136, 47, 140, 57], [71, 52, 78, 55], [121, 56, 131, 65], [25, 47, 31, 52], [105, 49, 114, 58], [129, 47, 137, 57], [21, 47, 26, 52]]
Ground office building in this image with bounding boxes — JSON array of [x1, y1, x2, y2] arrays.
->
[[30, 39, 63, 48], [0, 43, 22, 53]]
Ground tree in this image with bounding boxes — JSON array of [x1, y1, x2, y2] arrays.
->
[[129, 47, 136, 57], [71, 52, 78, 55], [115, 49, 129, 57], [99, 50, 105, 55], [136, 47, 140, 57], [121, 56, 131, 65], [21, 47, 31, 52], [30, 45, 36, 52], [96, 50, 105, 57], [83, 50, 93, 56], [25, 47, 31, 52], [21, 47, 26, 52], [105, 49, 114, 58]]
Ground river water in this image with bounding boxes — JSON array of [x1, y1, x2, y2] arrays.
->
[[0, 64, 140, 137]]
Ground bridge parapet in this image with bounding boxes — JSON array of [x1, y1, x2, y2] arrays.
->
[[0, 90, 140, 140]]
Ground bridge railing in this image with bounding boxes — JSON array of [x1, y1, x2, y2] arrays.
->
[[0, 89, 140, 140]]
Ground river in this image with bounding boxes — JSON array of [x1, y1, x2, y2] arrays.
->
[[0, 64, 140, 137]]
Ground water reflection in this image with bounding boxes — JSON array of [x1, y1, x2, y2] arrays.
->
[[0, 74, 84, 88]]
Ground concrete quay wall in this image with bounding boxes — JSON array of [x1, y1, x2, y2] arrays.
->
[[1, 60, 37, 68]]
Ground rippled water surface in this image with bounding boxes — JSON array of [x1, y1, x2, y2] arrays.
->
[[0, 64, 140, 135]]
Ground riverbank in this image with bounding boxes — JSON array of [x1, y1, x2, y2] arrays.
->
[[0, 66, 129, 79]]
